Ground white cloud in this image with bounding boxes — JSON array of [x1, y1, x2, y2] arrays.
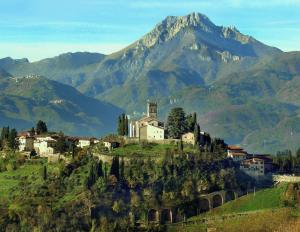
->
[[0, 43, 128, 62]]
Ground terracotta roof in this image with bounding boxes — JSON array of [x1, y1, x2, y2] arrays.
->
[[228, 145, 244, 150]]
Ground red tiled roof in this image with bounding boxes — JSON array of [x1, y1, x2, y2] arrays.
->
[[228, 145, 243, 150]]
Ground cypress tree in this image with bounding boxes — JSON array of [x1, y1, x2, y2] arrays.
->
[[167, 108, 187, 139], [125, 116, 129, 136], [110, 156, 120, 180], [120, 157, 125, 180], [97, 160, 104, 177], [117, 116, 122, 135], [121, 114, 126, 136], [36, 120, 48, 134], [194, 123, 200, 145], [43, 165, 47, 180], [1, 127, 10, 149], [8, 128, 18, 150]]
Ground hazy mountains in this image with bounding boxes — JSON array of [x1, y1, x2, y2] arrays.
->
[[0, 73, 122, 136], [0, 12, 299, 153]]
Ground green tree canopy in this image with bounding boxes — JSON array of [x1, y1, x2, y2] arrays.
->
[[167, 107, 187, 139], [36, 120, 48, 134]]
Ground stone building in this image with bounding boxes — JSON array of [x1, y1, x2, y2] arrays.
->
[[240, 158, 265, 179], [34, 135, 58, 156], [227, 145, 247, 162], [129, 102, 165, 141], [181, 132, 195, 145], [18, 136, 34, 151]]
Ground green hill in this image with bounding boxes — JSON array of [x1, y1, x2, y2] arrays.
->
[[0, 74, 122, 136]]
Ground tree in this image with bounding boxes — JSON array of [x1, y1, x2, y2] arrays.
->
[[167, 107, 187, 139], [120, 157, 125, 180], [30, 127, 35, 135], [36, 120, 48, 134], [96, 160, 104, 178], [194, 123, 200, 145], [110, 156, 120, 180], [8, 128, 18, 150], [117, 116, 123, 136], [117, 114, 129, 136], [43, 165, 47, 180], [186, 112, 197, 132], [0, 126, 10, 149], [56, 131, 66, 153], [30, 149, 37, 158], [125, 115, 129, 136]]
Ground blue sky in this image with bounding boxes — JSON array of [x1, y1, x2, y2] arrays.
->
[[0, 0, 300, 61]]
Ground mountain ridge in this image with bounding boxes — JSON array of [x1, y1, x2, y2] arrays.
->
[[0, 12, 299, 153]]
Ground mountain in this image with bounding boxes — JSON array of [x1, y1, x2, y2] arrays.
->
[[0, 52, 105, 87], [0, 12, 299, 153], [0, 72, 122, 136]]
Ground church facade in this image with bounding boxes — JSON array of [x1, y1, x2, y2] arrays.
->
[[129, 102, 165, 141]]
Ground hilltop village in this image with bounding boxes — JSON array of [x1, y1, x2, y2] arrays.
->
[[0, 102, 287, 180], [1, 102, 300, 231]]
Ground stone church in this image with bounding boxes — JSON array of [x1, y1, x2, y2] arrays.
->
[[129, 102, 165, 141]]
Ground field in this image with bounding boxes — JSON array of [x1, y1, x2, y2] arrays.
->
[[169, 183, 299, 232]]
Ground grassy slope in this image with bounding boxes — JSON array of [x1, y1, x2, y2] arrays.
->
[[169, 183, 298, 232], [206, 183, 288, 215], [95, 143, 196, 157], [0, 161, 47, 197]]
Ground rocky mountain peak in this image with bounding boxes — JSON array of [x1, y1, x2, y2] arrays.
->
[[138, 12, 217, 48]]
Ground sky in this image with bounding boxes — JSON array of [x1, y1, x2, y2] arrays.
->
[[0, 0, 299, 61]]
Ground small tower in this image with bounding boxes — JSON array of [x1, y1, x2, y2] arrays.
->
[[147, 101, 157, 118]]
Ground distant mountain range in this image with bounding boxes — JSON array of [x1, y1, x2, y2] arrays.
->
[[0, 12, 299, 153], [0, 72, 122, 136]]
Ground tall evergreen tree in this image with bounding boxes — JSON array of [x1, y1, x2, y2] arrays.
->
[[36, 120, 48, 134], [125, 116, 129, 136], [167, 107, 187, 139], [1, 127, 10, 149], [110, 156, 120, 180], [117, 116, 123, 135], [194, 123, 200, 145], [8, 128, 18, 149], [43, 165, 47, 180], [186, 112, 197, 132], [56, 131, 66, 153], [30, 127, 35, 135], [120, 157, 125, 180]]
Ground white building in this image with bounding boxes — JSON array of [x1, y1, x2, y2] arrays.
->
[[227, 145, 247, 162], [129, 102, 165, 141], [34, 136, 58, 156], [18, 136, 34, 151], [139, 124, 164, 141], [77, 137, 99, 148], [240, 158, 265, 179]]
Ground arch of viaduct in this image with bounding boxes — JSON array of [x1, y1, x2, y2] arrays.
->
[[147, 190, 239, 224]]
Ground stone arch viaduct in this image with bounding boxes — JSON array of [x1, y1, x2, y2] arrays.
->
[[147, 190, 238, 224]]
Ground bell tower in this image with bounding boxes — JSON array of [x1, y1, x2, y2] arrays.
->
[[147, 101, 157, 118]]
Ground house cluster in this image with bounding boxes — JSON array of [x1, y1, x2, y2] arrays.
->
[[227, 145, 273, 179], [18, 131, 101, 156]]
